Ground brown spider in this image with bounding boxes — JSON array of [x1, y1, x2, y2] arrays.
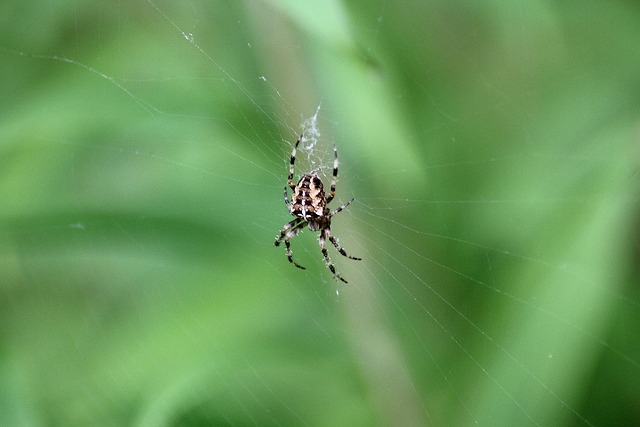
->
[[275, 134, 361, 283]]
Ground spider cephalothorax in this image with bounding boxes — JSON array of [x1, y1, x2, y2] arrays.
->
[[275, 134, 361, 283]]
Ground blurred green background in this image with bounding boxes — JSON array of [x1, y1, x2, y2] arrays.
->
[[1, 0, 639, 426]]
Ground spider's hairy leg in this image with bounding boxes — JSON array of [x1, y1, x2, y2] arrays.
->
[[326, 228, 362, 261], [284, 239, 306, 269], [326, 144, 339, 204], [319, 229, 348, 283], [329, 197, 355, 217], [275, 218, 307, 269], [274, 218, 303, 247], [283, 186, 291, 208], [287, 134, 303, 191]]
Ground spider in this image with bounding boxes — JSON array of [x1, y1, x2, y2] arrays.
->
[[275, 134, 361, 283]]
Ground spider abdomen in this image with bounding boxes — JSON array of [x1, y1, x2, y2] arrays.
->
[[290, 172, 327, 220]]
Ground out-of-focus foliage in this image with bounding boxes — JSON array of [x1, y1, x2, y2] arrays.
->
[[1, 1, 639, 426]]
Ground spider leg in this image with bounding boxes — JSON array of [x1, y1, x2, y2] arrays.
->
[[283, 186, 291, 209], [274, 218, 301, 245], [275, 218, 307, 269], [319, 228, 348, 283], [325, 227, 362, 261], [287, 134, 303, 191], [329, 197, 355, 217], [325, 144, 339, 204]]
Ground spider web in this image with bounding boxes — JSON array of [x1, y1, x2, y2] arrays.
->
[[1, 1, 639, 426]]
